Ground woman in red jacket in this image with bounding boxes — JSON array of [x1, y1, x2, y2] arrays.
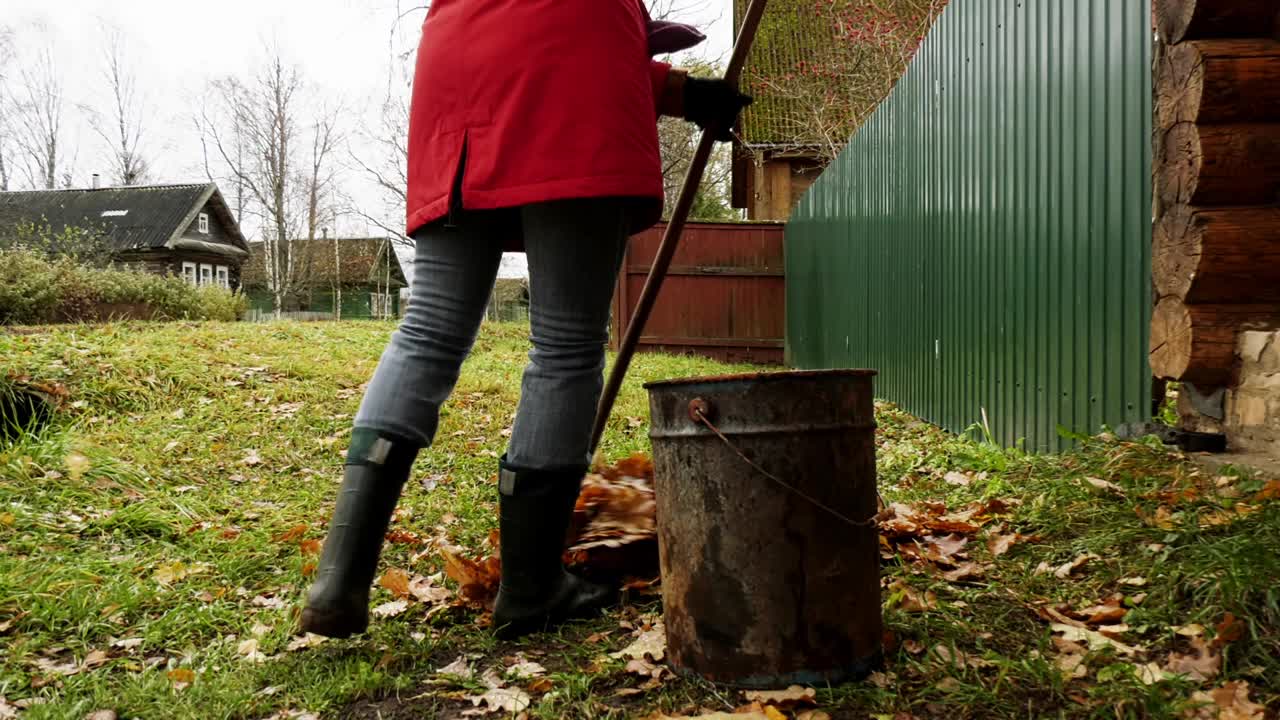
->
[[301, 0, 749, 639]]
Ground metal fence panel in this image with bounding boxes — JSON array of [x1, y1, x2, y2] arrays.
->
[[786, 0, 1152, 451]]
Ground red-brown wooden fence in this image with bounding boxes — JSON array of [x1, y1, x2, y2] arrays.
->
[[610, 221, 785, 364]]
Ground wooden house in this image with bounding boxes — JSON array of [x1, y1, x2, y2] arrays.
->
[[241, 236, 407, 319], [0, 182, 249, 287]]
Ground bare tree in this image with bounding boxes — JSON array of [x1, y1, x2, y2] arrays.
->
[[93, 28, 151, 186], [345, 61, 410, 248], [10, 40, 66, 189], [303, 106, 343, 317], [0, 25, 15, 191], [199, 54, 302, 315], [198, 50, 347, 315]]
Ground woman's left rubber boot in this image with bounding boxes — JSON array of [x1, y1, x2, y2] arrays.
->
[[299, 428, 418, 638], [492, 458, 614, 640]]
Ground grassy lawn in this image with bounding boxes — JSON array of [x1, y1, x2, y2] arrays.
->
[[1, 321, 1277, 720]]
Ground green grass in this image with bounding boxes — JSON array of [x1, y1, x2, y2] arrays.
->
[[1, 321, 1277, 719]]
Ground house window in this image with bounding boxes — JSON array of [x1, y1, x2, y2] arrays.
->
[[198, 213, 209, 234], [215, 265, 229, 289], [199, 264, 213, 286], [371, 292, 393, 319], [181, 262, 197, 286]]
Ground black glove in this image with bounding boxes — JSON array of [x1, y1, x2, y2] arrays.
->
[[683, 76, 752, 142]]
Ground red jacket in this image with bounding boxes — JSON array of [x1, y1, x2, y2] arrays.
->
[[406, 0, 670, 239]]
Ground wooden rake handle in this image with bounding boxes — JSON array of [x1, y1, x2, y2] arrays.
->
[[589, 0, 770, 455]]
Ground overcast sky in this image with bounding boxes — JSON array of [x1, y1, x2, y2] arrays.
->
[[3, 0, 732, 281]]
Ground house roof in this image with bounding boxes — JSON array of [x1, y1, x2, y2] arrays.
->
[[241, 237, 408, 289], [733, 0, 944, 147], [0, 183, 248, 257]]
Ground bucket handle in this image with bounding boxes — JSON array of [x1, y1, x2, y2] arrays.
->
[[688, 398, 879, 530]]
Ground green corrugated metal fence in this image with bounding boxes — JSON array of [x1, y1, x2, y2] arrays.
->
[[786, 0, 1152, 451]]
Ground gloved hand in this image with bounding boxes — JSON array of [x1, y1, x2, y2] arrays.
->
[[682, 76, 752, 142]]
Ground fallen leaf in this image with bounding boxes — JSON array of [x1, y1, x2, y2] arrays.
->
[[0, 697, 17, 719], [438, 656, 473, 680], [111, 637, 143, 650], [1120, 576, 1149, 587], [742, 685, 817, 708], [299, 539, 322, 556], [1050, 623, 1139, 656], [274, 525, 308, 543], [83, 710, 117, 720], [924, 533, 969, 561], [932, 645, 991, 669], [507, 659, 546, 679], [408, 574, 451, 604], [887, 580, 937, 613], [66, 453, 91, 482], [986, 532, 1028, 557], [1083, 477, 1125, 495], [378, 568, 411, 599], [251, 594, 287, 610], [1165, 636, 1221, 681], [1097, 624, 1131, 639], [611, 622, 666, 662], [464, 687, 530, 715], [166, 668, 195, 687], [1054, 553, 1098, 579], [796, 713, 833, 720], [1175, 624, 1206, 638], [152, 561, 210, 586], [1253, 479, 1280, 502], [941, 562, 986, 582], [1055, 649, 1088, 679], [1135, 662, 1166, 685], [1183, 681, 1266, 720], [627, 658, 673, 685], [1145, 506, 1177, 530], [82, 650, 109, 670], [285, 633, 327, 651], [242, 449, 263, 466], [867, 671, 895, 688], [1212, 613, 1244, 648], [944, 471, 971, 486], [1074, 598, 1128, 626], [371, 600, 408, 618], [238, 637, 267, 663]]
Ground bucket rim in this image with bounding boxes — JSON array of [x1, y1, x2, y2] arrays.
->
[[643, 368, 877, 390]]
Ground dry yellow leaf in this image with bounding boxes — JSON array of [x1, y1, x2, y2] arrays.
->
[[378, 568, 411, 599]]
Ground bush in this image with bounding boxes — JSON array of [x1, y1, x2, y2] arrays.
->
[[0, 249, 248, 325]]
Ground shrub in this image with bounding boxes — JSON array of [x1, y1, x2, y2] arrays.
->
[[0, 249, 248, 325]]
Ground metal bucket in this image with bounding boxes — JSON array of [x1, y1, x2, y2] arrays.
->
[[644, 369, 881, 688]]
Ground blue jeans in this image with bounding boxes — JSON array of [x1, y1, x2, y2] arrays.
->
[[354, 198, 632, 470]]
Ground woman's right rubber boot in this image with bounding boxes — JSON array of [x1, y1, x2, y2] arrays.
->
[[492, 458, 614, 640], [299, 428, 418, 638]]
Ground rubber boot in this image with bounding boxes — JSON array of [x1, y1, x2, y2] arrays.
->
[[299, 428, 418, 638], [492, 457, 614, 640]]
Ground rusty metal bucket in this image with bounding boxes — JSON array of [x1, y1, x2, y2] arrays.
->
[[644, 369, 882, 688]]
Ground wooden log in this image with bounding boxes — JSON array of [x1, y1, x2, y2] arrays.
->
[[1155, 0, 1278, 44], [1157, 40, 1280, 127], [1150, 297, 1279, 384], [1154, 204, 1280, 303], [1158, 122, 1280, 207]]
